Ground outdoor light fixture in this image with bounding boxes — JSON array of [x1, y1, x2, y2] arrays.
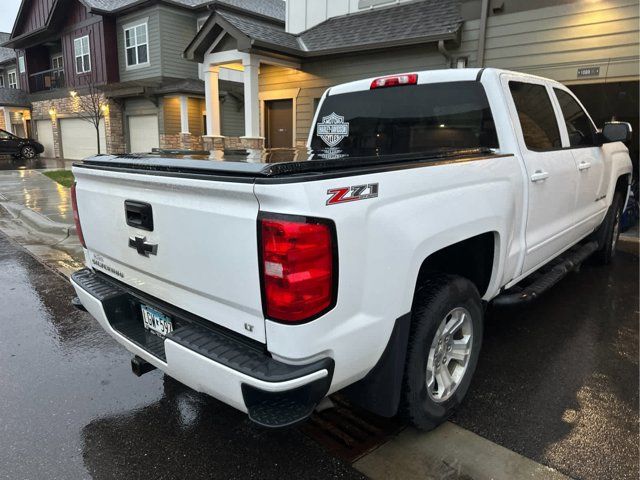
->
[[100, 104, 109, 114], [48, 108, 56, 117], [70, 90, 77, 97]]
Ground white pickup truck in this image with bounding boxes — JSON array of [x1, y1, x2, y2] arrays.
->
[[70, 68, 632, 430]]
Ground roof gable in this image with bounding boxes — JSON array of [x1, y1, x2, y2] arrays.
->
[[12, 0, 57, 37], [185, 0, 462, 62]]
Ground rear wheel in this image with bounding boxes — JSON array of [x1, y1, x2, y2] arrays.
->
[[21, 145, 36, 159], [400, 275, 483, 430], [594, 192, 624, 265]]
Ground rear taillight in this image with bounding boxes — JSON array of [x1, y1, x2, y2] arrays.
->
[[370, 73, 418, 89], [259, 215, 337, 323], [70, 182, 86, 248]]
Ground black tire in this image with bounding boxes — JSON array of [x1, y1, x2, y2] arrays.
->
[[400, 275, 483, 431], [593, 192, 624, 265], [21, 145, 36, 159]]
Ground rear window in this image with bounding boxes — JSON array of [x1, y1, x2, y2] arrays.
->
[[310, 81, 498, 158]]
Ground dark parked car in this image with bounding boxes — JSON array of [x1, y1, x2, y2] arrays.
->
[[0, 129, 44, 159]]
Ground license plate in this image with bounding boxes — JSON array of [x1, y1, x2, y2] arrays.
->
[[141, 304, 173, 337]]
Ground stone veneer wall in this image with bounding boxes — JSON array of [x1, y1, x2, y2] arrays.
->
[[202, 136, 265, 151], [31, 93, 125, 158], [159, 133, 205, 151], [0, 109, 5, 130]]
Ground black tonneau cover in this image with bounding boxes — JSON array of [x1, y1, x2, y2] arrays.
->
[[77, 148, 495, 178]]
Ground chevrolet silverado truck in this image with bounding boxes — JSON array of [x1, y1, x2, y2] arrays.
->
[[70, 68, 632, 430]]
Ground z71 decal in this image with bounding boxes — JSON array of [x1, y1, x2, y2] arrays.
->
[[326, 183, 379, 206]]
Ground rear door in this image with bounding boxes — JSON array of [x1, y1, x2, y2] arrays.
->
[[503, 76, 580, 274], [73, 167, 266, 342], [551, 87, 606, 236]]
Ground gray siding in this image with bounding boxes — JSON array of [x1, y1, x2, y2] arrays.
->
[[117, 7, 162, 81], [159, 7, 198, 79], [457, 0, 639, 83], [124, 97, 158, 116], [267, 0, 639, 143], [116, 6, 198, 82], [221, 94, 245, 137]]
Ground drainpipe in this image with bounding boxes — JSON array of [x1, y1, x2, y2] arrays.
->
[[438, 40, 453, 68], [477, 0, 490, 67]]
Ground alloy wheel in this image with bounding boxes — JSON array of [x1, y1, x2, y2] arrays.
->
[[426, 307, 473, 403]]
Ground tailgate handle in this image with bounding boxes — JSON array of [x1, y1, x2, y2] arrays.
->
[[125, 200, 154, 231]]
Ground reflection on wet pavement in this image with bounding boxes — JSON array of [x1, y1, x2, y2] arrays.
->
[[0, 231, 363, 480], [0, 170, 73, 224], [452, 252, 639, 480], [0, 225, 637, 480], [0, 156, 75, 171]]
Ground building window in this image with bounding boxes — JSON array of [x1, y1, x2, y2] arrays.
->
[[0, 75, 4, 88], [52, 55, 63, 71], [74, 35, 91, 74], [509, 81, 561, 151], [18, 56, 25, 73], [124, 23, 148, 67], [8, 70, 17, 89]]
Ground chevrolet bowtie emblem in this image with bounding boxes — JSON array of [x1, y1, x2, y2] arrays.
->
[[128, 236, 158, 257]]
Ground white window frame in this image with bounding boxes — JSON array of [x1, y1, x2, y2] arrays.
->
[[7, 70, 17, 89], [52, 55, 64, 71], [123, 20, 149, 69], [18, 55, 25, 73], [74, 35, 91, 74]]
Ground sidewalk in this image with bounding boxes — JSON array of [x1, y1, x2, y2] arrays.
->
[[0, 170, 83, 276], [0, 170, 73, 224]]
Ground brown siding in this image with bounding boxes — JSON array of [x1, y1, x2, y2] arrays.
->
[[15, 0, 56, 36], [60, 5, 112, 88], [162, 97, 181, 135], [188, 98, 204, 137]]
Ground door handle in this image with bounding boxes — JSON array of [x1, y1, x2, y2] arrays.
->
[[530, 170, 549, 182], [578, 161, 592, 171]]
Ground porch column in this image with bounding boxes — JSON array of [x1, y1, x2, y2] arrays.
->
[[3, 108, 12, 134], [179, 95, 189, 133], [242, 58, 260, 139], [204, 66, 221, 137]]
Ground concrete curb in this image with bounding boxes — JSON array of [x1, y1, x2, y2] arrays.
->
[[0, 201, 76, 237]]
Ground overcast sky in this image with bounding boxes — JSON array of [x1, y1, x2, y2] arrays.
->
[[1, 0, 21, 34]]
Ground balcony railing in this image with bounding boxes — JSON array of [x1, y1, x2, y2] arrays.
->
[[29, 68, 65, 92]]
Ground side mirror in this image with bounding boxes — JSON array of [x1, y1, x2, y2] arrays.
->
[[601, 121, 632, 143]]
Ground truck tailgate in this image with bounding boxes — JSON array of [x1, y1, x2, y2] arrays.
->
[[72, 166, 266, 342]]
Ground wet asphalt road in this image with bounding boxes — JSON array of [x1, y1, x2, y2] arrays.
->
[[0, 228, 637, 480], [0, 232, 363, 480], [453, 251, 639, 480]]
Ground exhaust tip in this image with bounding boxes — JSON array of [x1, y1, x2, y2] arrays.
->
[[131, 355, 157, 377]]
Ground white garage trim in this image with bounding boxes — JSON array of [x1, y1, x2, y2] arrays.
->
[[60, 118, 106, 160], [35, 120, 54, 157], [128, 114, 159, 153]]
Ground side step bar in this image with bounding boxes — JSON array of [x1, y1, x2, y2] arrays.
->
[[493, 241, 598, 307]]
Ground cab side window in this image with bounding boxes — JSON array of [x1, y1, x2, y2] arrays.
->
[[553, 88, 597, 147], [509, 81, 562, 151]]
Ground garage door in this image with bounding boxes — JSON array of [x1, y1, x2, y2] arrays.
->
[[128, 115, 159, 153], [35, 120, 54, 157], [60, 118, 106, 160]]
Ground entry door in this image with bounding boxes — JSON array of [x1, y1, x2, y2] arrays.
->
[[265, 99, 293, 148], [504, 77, 581, 274], [551, 87, 606, 237]]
